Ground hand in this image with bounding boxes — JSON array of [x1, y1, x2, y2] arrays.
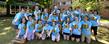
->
[[40, 34, 42, 37], [48, 33, 50, 37], [16, 35, 19, 39], [92, 30, 94, 33], [33, 30, 36, 33], [24, 34, 27, 39], [79, 29, 81, 31]]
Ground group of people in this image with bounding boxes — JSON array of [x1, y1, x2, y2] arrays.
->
[[12, 5, 100, 44]]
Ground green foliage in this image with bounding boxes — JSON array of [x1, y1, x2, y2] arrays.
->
[[72, 0, 101, 11]]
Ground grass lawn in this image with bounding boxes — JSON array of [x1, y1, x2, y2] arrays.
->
[[0, 17, 109, 44]]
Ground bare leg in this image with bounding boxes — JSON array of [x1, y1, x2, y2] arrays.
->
[[86, 37, 91, 44], [71, 37, 75, 41], [64, 35, 67, 40], [66, 35, 70, 40], [76, 38, 80, 42], [81, 35, 85, 42], [56, 34, 60, 42]]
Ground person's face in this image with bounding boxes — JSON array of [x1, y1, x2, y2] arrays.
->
[[88, 10, 92, 14], [67, 18, 70, 22], [21, 9, 25, 13], [22, 18, 26, 24], [35, 6, 38, 10], [26, 10, 30, 13], [45, 23, 48, 26], [29, 16, 32, 21], [44, 9, 48, 13], [84, 17, 88, 21], [38, 21, 42, 24], [94, 11, 97, 14], [54, 6, 58, 9], [75, 17, 78, 21], [66, 24, 69, 28], [53, 22, 55, 26], [53, 13, 56, 16]]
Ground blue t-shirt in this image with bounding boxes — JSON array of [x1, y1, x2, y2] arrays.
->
[[24, 13, 32, 17], [51, 15, 59, 21], [27, 20, 34, 32], [34, 10, 41, 20], [88, 14, 94, 21], [18, 23, 25, 35], [35, 24, 42, 32], [43, 25, 53, 31], [41, 13, 49, 21], [69, 14, 74, 21], [73, 10, 81, 17], [61, 12, 68, 21], [63, 27, 70, 33], [70, 21, 81, 35], [12, 12, 24, 25], [80, 13, 88, 21], [62, 22, 70, 29], [52, 25, 60, 35], [90, 15, 100, 26], [81, 21, 92, 36]]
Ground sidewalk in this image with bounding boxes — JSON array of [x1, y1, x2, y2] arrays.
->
[[100, 21, 109, 29]]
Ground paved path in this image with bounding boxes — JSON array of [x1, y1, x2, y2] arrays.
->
[[100, 22, 109, 29]]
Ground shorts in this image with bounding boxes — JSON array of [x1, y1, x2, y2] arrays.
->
[[71, 34, 81, 38], [63, 32, 70, 35], [91, 26, 98, 35], [36, 30, 42, 33], [18, 35, 24, 39], [52, 33, 60, 41], [13, 25, 18, 30]]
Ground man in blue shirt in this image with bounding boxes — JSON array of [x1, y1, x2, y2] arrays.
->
[[24, 9, 32, 20], [12, 8, 25, 33], [41, 22, 53, 40], [34, 6, 41, 20], [62, 23, 71, 40], [70, 17, 81, 42], [51, 22, 60, 42], [81, 16, 92, 44], [90, 10, 100, 41], [16, 17, 26, 40], [41, 8, 49, 25], [24, 16, 34, 41], [33, 20, 43, 39]]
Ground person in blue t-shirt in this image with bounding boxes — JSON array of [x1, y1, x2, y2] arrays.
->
[[62, 17, 71, 28], [24, 9, 32, 20], [16, 17, 27, 40], [70, 17, 81, 42], [90, 10, 100, 41], [41, 22, 53, 40], [12, 9, 25, 33], [81, 16, 92, 44], [60, 10, 68, 22], [41, 8, 49, 25], [34, 6, 41, 20], [80, 9, 88, 21], [62, 17, 71, 40], [51, 22, 60, 42], [73, 7, 81, 18], [24, 16, 35, 41], [48, 13, 59, 25], [62, 23, 71, 40], [33, 20, 43, 39]]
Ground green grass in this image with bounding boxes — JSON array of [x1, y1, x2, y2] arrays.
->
[[0, 17, 109, 44]]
